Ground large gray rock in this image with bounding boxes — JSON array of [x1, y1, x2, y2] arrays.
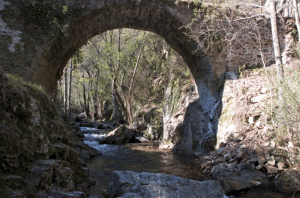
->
[[99, 125, 133, 144], [24, 160, 75, 191], [8, 190, 25, 198], [3, 175, 24, 189], [97, 122, 111, 129], [276, 170, 300, 193], [211, 163, 269, 193], [48, 188, 87, 198], [108, 171, 225, 198], [75, 113, 87, 122], [173, 98, 221, 155], [36, 188, 87, 198], [73, 139, 102, 161], [163, 83, 198, 142], [28, 97, 41, 126]]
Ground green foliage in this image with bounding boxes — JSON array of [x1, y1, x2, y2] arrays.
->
[[5, 74, 47, 95], [238, 64, 264, 78], [57, 28, 191, 123], [72, 49, 84, 67], [292, 44, 300, 58]]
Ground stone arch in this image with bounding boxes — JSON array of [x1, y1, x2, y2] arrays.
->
[[31, 1, 217, 100], [28, 0, 221, 155]]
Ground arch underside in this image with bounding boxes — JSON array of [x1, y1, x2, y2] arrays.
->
[[32, 2, 216, 96], [30, 1, 221, 155]]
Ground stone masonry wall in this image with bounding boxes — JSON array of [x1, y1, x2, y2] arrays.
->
[[225, 18, 286, 71], [0, 0, 289, 93], [192, 14, 287, 80]]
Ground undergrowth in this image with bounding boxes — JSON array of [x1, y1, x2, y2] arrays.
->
[[5, 74, 47, 96], [264, 65, 300, 144]]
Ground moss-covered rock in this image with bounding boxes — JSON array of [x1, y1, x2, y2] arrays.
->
[[0, 70, 90, 196], [276, 170, 300, 193]]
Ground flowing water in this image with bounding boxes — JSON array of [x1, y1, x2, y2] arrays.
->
[[81, 127, 298, 198]]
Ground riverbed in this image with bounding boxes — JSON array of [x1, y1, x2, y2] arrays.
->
[[81, 127, 298, 198], [84, 142, 209, 194]]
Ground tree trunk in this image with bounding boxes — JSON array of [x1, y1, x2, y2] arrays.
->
[[270, 0, 286, 109], [93, 69, 102, 120], [111, 78, 119, 121], [87, 86, 91, 119], [114, 83, 131, 124], [128, 45, 143, 96], [93, 84, 102, 120], [82, 73, 89, 118], [78, 87, 83, 112], [93, 99, 102, 120], [64, 67, 68, 119], [292, 0, 300, 47], [270, 1, 285, 82], [260, 0, 262, 14]]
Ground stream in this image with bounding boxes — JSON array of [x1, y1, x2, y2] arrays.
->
[[81, 127, 298, 198]]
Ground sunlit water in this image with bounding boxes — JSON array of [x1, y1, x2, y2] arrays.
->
[[81, 128, 209, 195], [81, 127, 299, 197]]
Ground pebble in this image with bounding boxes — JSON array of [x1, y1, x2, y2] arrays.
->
[[248, 116, 254, 124], [264, 149, 271, 160], [256, 164, 264, 170], [224, 153, 230, 161], [217, 157, 226, 163], [236, 135, 244, 141], [288, 141, 294, 149], [266, 166, 278, 174], [261, 87, 268, 94], [270, 140, 276, 148], [227, 163, 236, 169], [266, 156, 275, 166], [203, 167, 211, 174]]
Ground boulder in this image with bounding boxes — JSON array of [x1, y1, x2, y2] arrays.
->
[[28, 97, 41, 126], [161, 116, 183, 147], [53, 144, 80, 164], [24, 160, 75, 191], [159, 143, 175, 150], [99, 125, 133, 144], [8, 190, 25, 198], [135, 135, 149, 143], [75, 113, 87, 122], [162, 82, 198, 146], [73, 139, 102, 161], [3, 175, 24, 189], [97, 123, 111, 129], [48, 187, 87, 198], [88, 177, 96, 186], [173, 98, 220, 155], [24, 160, 57, 189], [276, 170, 300, 193], [211, 163, 269, 193], [108, 170, 225, 198], [266, 166, 278, 175]]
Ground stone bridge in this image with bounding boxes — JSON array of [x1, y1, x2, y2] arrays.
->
[[0, 0, 222, 154]]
